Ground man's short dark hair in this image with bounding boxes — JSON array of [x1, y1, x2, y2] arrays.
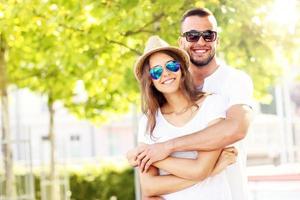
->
[[181, 8, 213, 23]]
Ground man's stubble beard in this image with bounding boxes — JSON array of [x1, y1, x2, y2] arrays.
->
[[189, 49, 216, 68]]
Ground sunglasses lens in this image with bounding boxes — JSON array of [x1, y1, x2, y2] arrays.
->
[[203, 31, 216, 42], [149, 66, 163, 80], [184, 30, 217, 42], [166, 61, 180, 72], [186, 32, 200, 42]]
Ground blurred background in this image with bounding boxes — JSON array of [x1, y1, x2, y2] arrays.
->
[[0, 0, 299, 199]]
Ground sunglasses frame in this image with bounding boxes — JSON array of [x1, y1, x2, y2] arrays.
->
[[149, 60, 181, 80], [182, 30, 217, 42]]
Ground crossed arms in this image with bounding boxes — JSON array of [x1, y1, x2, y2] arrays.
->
[[140, 147, 237, 197], [135, 118, 239, 198], [132, 104, 252, 172], [127, 105, 252, 198]]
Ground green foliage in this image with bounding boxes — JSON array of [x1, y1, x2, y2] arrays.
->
[[1, 166, 135, 200], [2, 0, 298, 121], [69, 167, 134, 200]]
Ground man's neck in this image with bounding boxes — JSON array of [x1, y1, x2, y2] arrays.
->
[[190, 59, 220, 87]]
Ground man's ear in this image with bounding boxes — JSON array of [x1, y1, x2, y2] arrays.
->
[[216, 36, 220, 46], [178, 36, 184, 48]]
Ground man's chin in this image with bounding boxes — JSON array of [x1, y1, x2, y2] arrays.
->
[[191, 59, 210, 68]]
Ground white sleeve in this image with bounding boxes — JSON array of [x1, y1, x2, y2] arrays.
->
[[204, 94, 227, 125], [225, 70, 254, 109], [205, 95, 244, 150], [137, 115, 154, 144]]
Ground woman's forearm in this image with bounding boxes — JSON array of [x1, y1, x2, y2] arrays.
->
[[153, 150, 221, 181], [153, 157, 204, 180], [140, 166, 197, 197], [141, 173, 197, 196]]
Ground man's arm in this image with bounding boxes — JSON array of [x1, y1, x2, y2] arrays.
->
[[168, 104, 252, 151], [137, 105, 252, 171]]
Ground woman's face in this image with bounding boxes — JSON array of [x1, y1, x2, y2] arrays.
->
[[148, 52, 182, 94]]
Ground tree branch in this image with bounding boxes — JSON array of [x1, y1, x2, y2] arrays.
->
[[106, 39, 142, 55], [124, 12, 165, 36]]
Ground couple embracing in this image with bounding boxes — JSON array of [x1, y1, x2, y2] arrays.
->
[[127, 7, 253, 200]]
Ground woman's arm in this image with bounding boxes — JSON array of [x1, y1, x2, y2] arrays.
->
[[140, 165, 197, 197], [153, 149, 221, 180], [210, 147, 237, 176], [152, 118, 224, 181], [140, 147, 237, 198]]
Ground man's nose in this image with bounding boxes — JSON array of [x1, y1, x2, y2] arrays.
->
[[196, 35, 206, 45]]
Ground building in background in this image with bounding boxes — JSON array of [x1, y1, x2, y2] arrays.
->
[[1, 83, 300, 167]]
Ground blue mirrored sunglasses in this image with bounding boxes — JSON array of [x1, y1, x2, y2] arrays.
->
[[149, 60, 181, 80]]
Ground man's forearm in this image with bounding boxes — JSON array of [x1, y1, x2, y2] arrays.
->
[[165, 105, 252, 152], [136, 106, 252, 173], [166, 118, 243, 152]]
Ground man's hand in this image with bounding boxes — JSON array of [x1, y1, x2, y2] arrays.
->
[[211, 146, 238, 176], [126, 143, 149, 167], [137, 142, 172, 172]]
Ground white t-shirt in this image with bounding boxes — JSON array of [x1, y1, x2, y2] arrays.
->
[[138, 94, 232, 200], [201, 64, 253, 200]]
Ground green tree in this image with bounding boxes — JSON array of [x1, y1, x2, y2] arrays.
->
[[0, 33, 14, 200], [2, 0, 299, 199]]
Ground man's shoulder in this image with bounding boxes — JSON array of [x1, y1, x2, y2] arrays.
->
[[222, 65, 251, 80], [220, 65, 252, 86]]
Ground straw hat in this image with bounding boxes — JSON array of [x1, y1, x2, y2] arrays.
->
[[134, 35, 190, 81]]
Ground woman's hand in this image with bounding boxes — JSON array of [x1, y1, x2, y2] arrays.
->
[[211, 146, 238, 176]]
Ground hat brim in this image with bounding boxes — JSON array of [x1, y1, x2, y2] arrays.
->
[[134, 46, 190, 81]]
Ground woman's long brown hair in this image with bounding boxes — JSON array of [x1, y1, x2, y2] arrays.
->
[[139, 50, 204, 136]]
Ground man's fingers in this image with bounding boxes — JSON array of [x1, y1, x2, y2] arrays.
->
[[140, 156, 150, 173], [137, 151, 147, 166], [144, 159, 153, 173]]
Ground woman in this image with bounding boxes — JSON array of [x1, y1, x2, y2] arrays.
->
[[134, 36, 235, 200]]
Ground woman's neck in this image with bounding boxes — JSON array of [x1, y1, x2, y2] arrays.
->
[[162, 91, 191, 114]]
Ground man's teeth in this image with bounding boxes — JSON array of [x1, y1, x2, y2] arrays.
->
[[163, 79, 175, 84], [195, 49, 206, 53]]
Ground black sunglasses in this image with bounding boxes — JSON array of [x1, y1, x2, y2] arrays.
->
[[182, 30, 217, 42]]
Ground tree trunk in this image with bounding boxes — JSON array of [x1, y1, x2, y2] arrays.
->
[[0, 35, 14, 199], [47, 96, 59, 200]]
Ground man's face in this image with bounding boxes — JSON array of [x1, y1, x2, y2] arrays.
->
[[179, 15, 218, 68]]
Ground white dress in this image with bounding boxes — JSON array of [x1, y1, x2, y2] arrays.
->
[[138, 94, 232, 200]]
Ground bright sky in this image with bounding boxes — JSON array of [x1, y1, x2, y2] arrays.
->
[[267, 0, 298, 33]]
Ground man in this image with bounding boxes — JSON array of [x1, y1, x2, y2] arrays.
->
[[128, 8, 253, 200]]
